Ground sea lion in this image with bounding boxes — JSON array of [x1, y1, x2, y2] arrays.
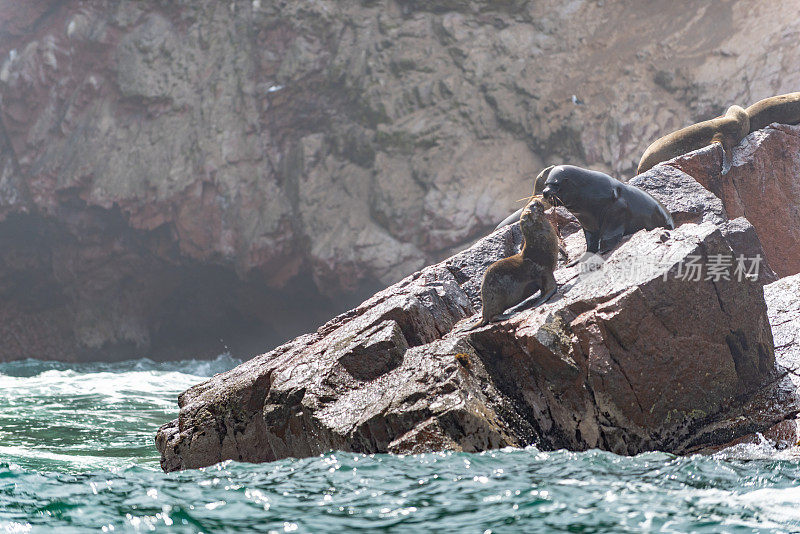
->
[[745, 92, 800, 133], [540, 165, 674, 261], [474, 198, 558, 328], [494, 165, 556, 230], [636, 104, 749, 175]]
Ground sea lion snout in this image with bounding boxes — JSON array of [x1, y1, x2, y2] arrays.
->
[[541, 165, 569, 205], [541, 185, 557, 203], [520, 200, 544, 224]]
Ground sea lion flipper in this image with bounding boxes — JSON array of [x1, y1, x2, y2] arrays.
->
[[598, 220, 626, 253], [530, 286, 557, 308], [533, 270, 557, 306], [583, 229, 600, 254], [468, 317, 488, 330], [495, 207, 524, 230]]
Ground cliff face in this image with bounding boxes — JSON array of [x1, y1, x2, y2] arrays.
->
[[1, 0, 799, 360]]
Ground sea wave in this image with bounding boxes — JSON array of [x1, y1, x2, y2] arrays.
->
[[2, 357, 800, 532]]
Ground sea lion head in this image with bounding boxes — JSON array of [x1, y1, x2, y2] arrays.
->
[[521, 197, 546, 220], [519, 197, 546, 232], [540, 165, 576, 208]]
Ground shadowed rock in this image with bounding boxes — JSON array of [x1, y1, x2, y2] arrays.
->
[[688, 273, 800, 453]]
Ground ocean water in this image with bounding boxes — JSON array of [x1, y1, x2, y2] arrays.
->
[[2, 358, 800, 533]]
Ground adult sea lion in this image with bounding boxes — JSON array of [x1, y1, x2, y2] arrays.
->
[[636, 105, 749, 175], [474, 198, 558, 328], [540, 165, 674, 260], [746, 92, 800, 132]]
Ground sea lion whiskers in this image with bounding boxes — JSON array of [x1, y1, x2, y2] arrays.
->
[[544, 193, 564, 208], [517, 193, 547, 203], [494, 166, 556, 230]]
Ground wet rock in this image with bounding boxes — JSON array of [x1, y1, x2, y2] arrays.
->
[[157, 221, 791, 471]]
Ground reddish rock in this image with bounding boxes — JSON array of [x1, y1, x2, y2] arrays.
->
[[631, 159, 778, 284], [157, 221, 793, 471], [668, 124, 800, 278]]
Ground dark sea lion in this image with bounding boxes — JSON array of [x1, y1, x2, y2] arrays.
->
[[494, 165, 555, 230], [636, 105, 749, 175], [540, 165, 674, 260], [474, 198, 558, 328], [746, 92, 800, 132]]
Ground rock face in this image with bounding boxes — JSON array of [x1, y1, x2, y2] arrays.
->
[[629, 147, 780, 284], [667, 124, 800, 278], [690, 273, 800, 453], [766, 274, 800, 374], [156, 204, 796, 470], [2, 0, 800, 360]]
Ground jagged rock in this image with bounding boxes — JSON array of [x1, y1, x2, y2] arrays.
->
[[2, 0, 800, 360], [156, 218, 793, 471], [689, 273, 800, 453], [631, 154, 778, 283], [667, 124, 800, 278], [765, 274, 800, 376], [630, 164, 727, 227]]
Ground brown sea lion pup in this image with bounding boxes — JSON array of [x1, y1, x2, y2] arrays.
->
[[474, 198, 558, 328], [746, 92, 800, 133], [540, 165, 674, 264], [636, 104, 749, 175]]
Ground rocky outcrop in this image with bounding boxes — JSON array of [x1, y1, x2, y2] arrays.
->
[[690, 273, 800, 453], [766, 274, 800, 374], [629, 145, 781, 284], [156, 198, 797, 470], [667, 124, 800, 278], [2, 0, 800, 360]]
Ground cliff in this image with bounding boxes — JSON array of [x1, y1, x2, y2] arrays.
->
[[156, 127, 800, 471], [1, 0, 800, 360]]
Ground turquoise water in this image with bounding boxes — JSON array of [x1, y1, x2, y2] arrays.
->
[[3, 358, 800, 533]]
